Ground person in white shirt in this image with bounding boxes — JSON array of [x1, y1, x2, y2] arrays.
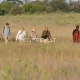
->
[[16, 27, 26, 42]]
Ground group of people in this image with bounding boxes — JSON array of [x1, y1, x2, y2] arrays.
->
[[2, 23, 80, 43], [2, 23, 52, 43]]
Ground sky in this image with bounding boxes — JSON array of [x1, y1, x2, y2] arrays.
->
[[0, 0, 3, 3], [0, 0, 79, 3]]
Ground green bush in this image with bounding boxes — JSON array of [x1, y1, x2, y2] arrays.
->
[[23, 3, 46, 13], [1, 1, 80, 15], [0, 8, 5, 15], [9, 5, 24, 15], [0, 2, 13, 14], [50, 1, 69, 12]]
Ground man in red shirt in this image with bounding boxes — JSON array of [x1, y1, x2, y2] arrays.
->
[[72, 25, 79, 42]]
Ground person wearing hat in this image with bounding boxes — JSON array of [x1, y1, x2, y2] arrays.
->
[[16, 27, 26, 42], [30, 28, 37, 42], [41, 27, 51, 40]]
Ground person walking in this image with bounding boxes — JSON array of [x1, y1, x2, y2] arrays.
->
[[72, 25, 80, 42], [2, 23, 10, 43]]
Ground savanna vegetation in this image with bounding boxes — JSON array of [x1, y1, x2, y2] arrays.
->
[[0, 0, 80, 15], [0, 13, 80, 80]]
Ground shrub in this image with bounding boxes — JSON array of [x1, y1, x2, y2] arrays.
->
[[23, 3, 46, 14], [9, 4, 24, 15], [50, 1, 69, 12], [0, 2, 13, 14], [0, 8, 5, 15]]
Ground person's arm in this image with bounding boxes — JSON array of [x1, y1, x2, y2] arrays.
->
[[9, 27, 10, 36], [24, 31, 26, 36], [47, 31, 51, 39], [72, 29, 75, 35]]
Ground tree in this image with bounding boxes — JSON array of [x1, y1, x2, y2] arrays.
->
[[50, 0, 69, 12], [43, 0, 50, 4], [0, 2, 13, 14], [9, 4, 23, 15]]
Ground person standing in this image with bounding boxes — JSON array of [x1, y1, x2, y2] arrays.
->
[[72, 25, 80, 42], [2, 23, 10, 43]]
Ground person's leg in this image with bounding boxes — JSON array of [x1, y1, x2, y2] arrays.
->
[[3, 36, 8, 43]]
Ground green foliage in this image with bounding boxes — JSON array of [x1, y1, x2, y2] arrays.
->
[[9, 4, 23, 15], [0, 2, 13, 15], [1, 1, 80, 15], [50, 1, 69, 12], [2, 66, 12, 76], [23, 3, 46, 13], [2, 66, 12, 80], [0, 8, 5, 15]]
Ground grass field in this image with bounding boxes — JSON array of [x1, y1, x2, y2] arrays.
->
[[0, 12, 80, 80]]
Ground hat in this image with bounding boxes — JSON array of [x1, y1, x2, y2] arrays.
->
[[32, 28, 35, 31]]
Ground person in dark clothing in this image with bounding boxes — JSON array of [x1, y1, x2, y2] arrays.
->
[[41, 27, 51, 40], [72, 25, 79, 42]]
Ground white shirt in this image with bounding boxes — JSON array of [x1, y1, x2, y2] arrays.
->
[[16, 30, 26, 41]]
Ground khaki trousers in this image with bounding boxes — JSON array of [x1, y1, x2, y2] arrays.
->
[[3, 36, 8, 43]]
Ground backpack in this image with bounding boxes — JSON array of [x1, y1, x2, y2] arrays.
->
[[3, 27, 10, 35]]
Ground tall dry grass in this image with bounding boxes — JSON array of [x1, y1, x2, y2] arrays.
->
[[0, 13, 80, 80]]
